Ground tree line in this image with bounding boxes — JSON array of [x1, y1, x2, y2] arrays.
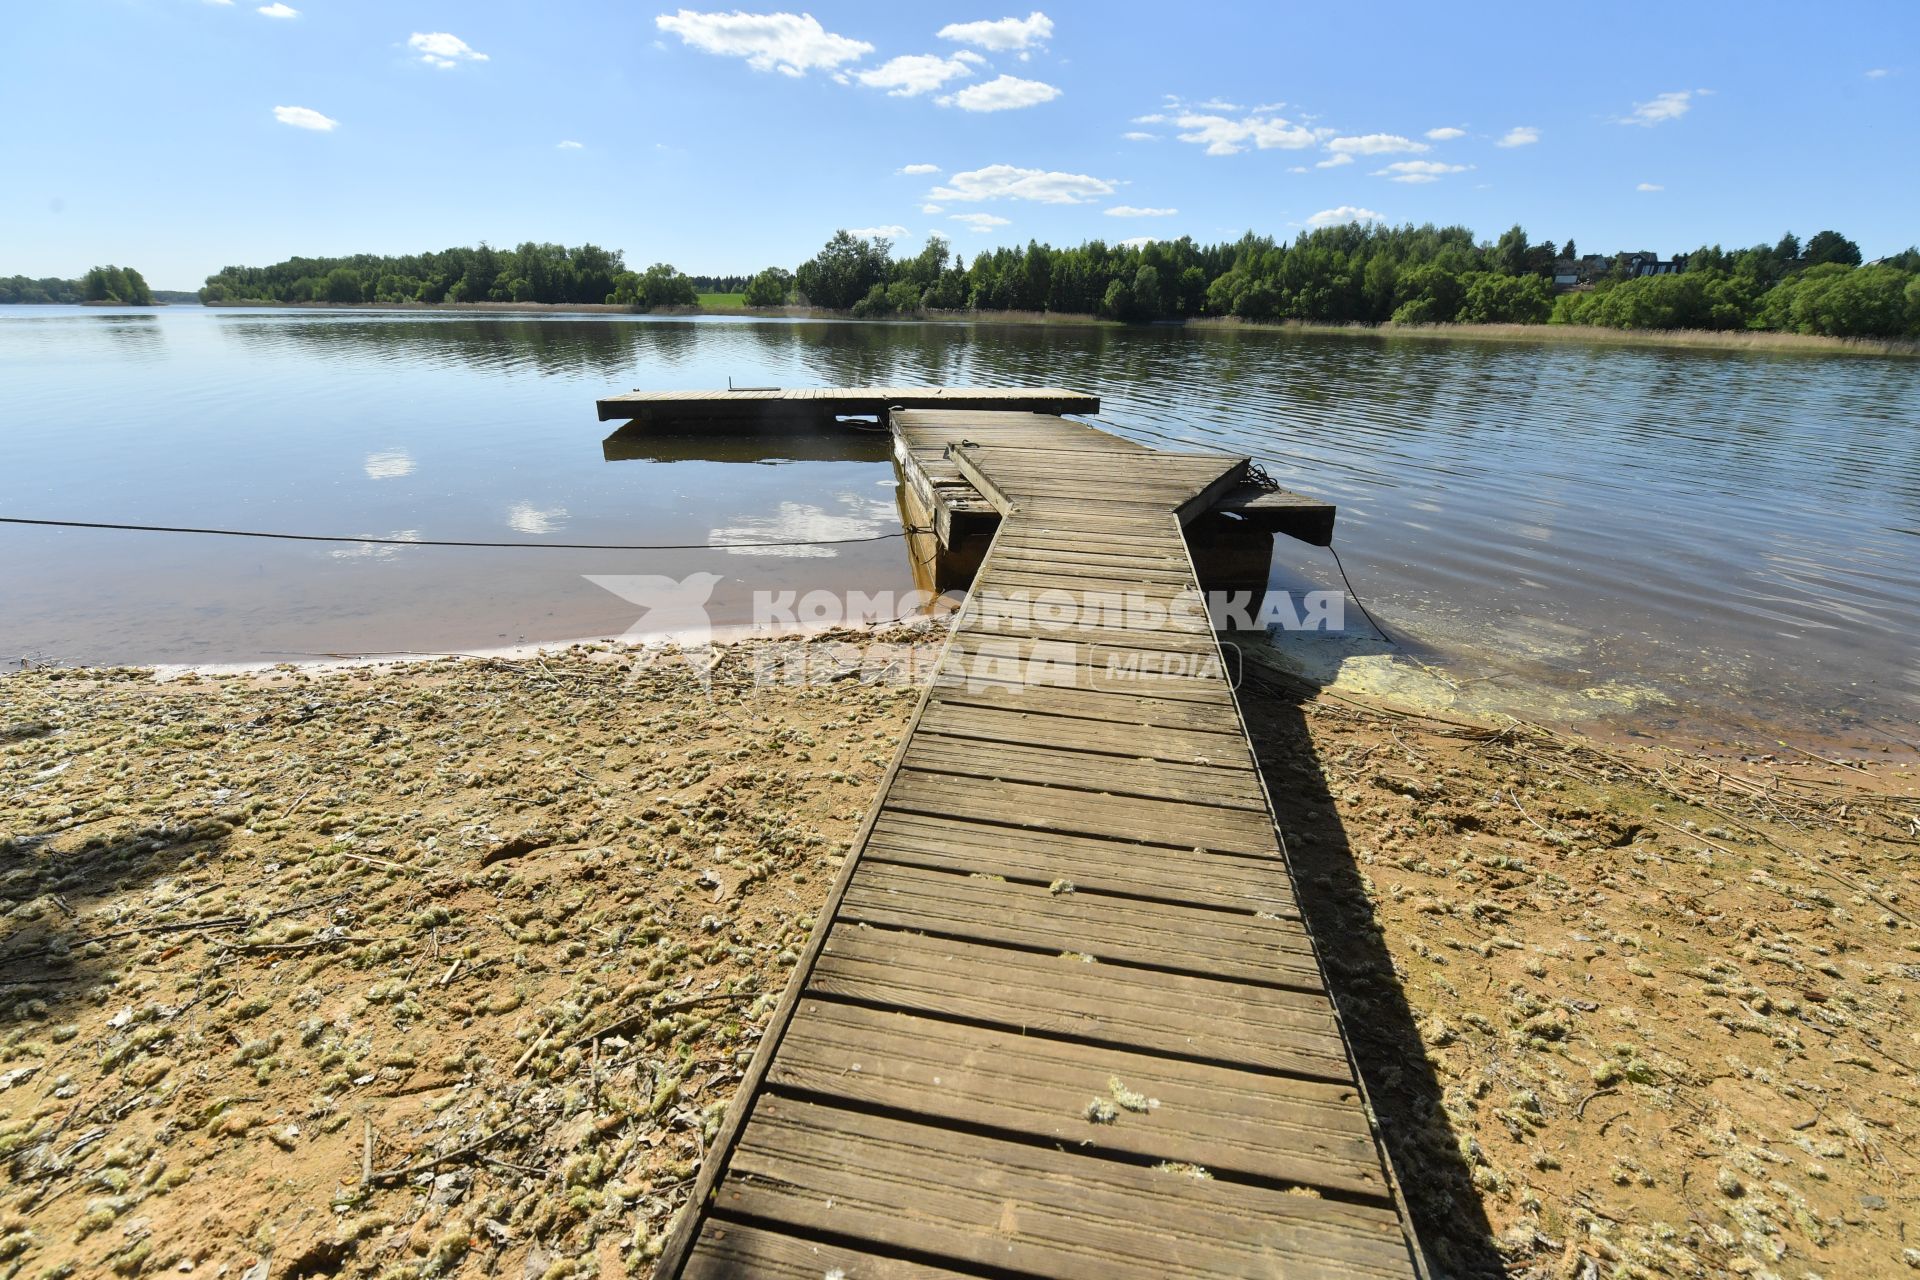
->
[[198, 242, 697, 309], [2, 265, 153, 305], [186, 224, 1920, 339], [757, 224, 1919, 338]]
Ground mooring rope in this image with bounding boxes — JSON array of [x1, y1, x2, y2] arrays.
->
[[0, 515, 905, 551]]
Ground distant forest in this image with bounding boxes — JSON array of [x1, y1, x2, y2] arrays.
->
[[199, 243, 695, 308], [194, 224, 1920, 339], [1, 265, 153, 305], [761, 224, 1920, 339]]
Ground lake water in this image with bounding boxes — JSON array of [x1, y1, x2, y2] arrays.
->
[[3, 305, 1916, 747]]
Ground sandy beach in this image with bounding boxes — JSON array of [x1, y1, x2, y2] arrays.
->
[[3, 628, 1914, 1278]]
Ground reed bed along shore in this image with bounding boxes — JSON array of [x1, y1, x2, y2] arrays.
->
[[1, 632, 1914, 1278]]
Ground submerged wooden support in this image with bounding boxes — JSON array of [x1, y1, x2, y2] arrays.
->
[[647, 403, 1421, 1279]]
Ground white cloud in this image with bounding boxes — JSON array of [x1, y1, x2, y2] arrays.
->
[[557, 140, 584, 149], [409, 32, 489, 68], [1193, 97, 1241, 111], [951, 212, 1012, 230], [1425, 126, 1465, 140], [1373, 160, 1473, 183], [845, 224, 909, 240], [1306, 205, 1382, 228], [1864, 67, 1891, 78], [1315, 153, 1353, 168], [1131, 113, 1167, 124], [897, 163, 941, 175], [920, 203, 944, 213], [938, 74, 1060, 112], [1172, 111, 1317, 156], [257, 2, 297, 15], [1122, 131, 1157, 142], [937, 11, 1053, 52], [1105, 205, 1177, 217], [203, 0, 233, 5], [1326, 133, 1427, 156], [1619, 90, 1698, 126], [856, 54, 974, 96], [1636, 182, 1663, 192], [928, 163, 1113, 204], [654, 9, 872, 77], [1117, 236, 1156, 248], [273, 105, 337, 131], [1496, 125, 1540, 147]]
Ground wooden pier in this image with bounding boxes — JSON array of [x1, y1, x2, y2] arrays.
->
[[645, 394, 1424, 1278]]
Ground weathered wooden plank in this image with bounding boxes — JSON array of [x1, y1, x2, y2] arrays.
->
[[914, 700, 1253, 767], [981, 568, 1204, 599], [812, 928, 1352, 1078], [932, 661, 1234, 707], [682, 1221, 978, 1279], [962, 607, 1219, 650], [839, 862, 1321, 988], [718, 1097, 1418, 1280], [772, 1001, 1387, 1196], [942, 636, 1231, 686], [987, 548, 1195, 579], [927, 677, 1242, 731], [886, 769, 1281, 856], [900, 732, 1268, 808], [863, 811, 1295, 915]]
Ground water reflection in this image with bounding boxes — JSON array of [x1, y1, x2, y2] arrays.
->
[[363, 449, 415, 479], [710, 495, 900, 559], [505, 502, 570, 535], [601, 422, 890, 464]]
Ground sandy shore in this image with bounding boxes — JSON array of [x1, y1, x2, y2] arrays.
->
[[2, 633, 1914, 1278]]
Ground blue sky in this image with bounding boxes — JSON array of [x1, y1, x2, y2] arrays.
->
[[3, 1, 1915, 289]]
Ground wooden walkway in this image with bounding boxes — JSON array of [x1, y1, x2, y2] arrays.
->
[[655, 409, 1423, 1278]]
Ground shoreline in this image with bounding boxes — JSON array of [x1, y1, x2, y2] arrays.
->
[[11, 616, 1913, 772], [184, 298, 1920, 356]]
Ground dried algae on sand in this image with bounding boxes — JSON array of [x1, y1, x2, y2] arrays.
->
[[0, 634, 925, 1278]]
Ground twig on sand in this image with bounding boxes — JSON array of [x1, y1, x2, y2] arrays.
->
[[363, 1121, 524, 1187], [563, 991, 756, 1052]]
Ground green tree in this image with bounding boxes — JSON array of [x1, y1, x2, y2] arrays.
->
[[1456, 272, 1552, 323], [1802, 230, 1862, 267], [742, 267, 794, 307], [609, 263, 697, 309], [323, 266, 363, 303], [1492, 224, 1530, 275], [793, 231, 890, 309]]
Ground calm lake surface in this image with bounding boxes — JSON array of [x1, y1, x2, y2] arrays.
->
[[3, 305, 1916, 745]]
